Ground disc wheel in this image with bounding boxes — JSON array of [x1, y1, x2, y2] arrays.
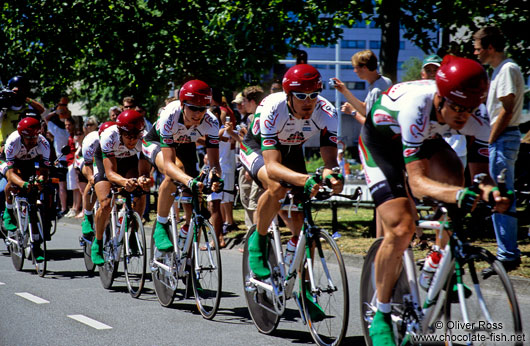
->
[[301, 230, 349, 346], [123, 212, 147, 298], [242, 225, 280, 334], [191, 220, 222, 319], [98, 225, 118, 289], [150, 223, 176, 307], [10, 228, 25, 271], [82, 233, 96, 274]]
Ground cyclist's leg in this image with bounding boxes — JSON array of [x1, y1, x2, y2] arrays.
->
[[3, 181, 17, 232], [81, 180, 96, 236], [92, 179, 112, 265]]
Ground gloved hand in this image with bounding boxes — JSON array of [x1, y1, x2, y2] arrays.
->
[[456, 187, 479, 214]]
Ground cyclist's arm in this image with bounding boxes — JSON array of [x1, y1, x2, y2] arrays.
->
[[5, 169, 26, 188], [320, 146, 343, 193], [263, 149, 308, 187], [102, 156, 128, 187], [82, 164, 94, 185], [161, 146, 192, 185], [205, 147, 221, 175], [406, 158, 461, 203]]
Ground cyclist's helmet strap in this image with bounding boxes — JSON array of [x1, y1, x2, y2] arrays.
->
[[282, 64, 323, 94], [17, 117, 41, 137], [435, 55, 488, 109], [179, 80, 212, 107], [116, 110, 144, 133]]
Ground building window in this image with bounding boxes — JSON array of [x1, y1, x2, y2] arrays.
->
[[340, 65, 354, 70], [341, 40, 366, 49], [397, 61, 404, 70], [314, 64, 327, 69], [345, 81, 366, 90], [400, 41, 405, 50], [369, 41, 381, 49]]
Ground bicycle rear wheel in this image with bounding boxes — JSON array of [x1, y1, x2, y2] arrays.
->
[[150, 223, 176, 307], [192, 219, 222, 319], [301, 230, 349, 346], [443, 248, 523, 345], [10, 228, 25, 271], [124, 212, 147, 298], [359, 238, 410, 346], [242, 225, 280, 334], [82, 234, 96, 274], [99, 225, 118, 289]]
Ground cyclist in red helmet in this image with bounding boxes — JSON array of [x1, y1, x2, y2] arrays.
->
[[239, 64, 343, 317], [90, 110, 151, 265], [142, 79, 222, 252], [0, 117, 52, 261], [77, 121, 115, 237], [359, 56, 512, 345]]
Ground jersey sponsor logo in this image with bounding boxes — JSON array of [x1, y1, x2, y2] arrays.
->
[[163, 113, 175, 134], [162, 137, 174, 144], [174, 135, 192, 144], [205, 115, 218, 128], [7, 161, 14, 166], [302, 126, 312, 131], [264, 112, 279, 131], [43, 160, 51, 166], [209, 139, 219, 145], [329, 136, 338, 143], [262, 139, 277, 147], [373, 110, 397, 126], [283, 132, 305, 143], [409, 112, 427, 139], [252, 118, 260, 135], [478, 147, 489, 157], [403, 147, 419, 157]]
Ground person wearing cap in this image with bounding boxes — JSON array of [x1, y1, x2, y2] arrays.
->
[[421, 54, 442, 80], [90, 110, 151, 265], [1, 117, 52, 260], [330, 49, 392, 125], [474, 26, 525, 277], [360, 56, 512, 345], [141, 80, 222, 252]]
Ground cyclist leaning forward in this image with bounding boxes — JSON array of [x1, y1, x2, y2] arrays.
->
[[91, 110, 151, 265], [361, 56, 513, 345], [1, 117, 53, 262], [142, 79, 222, 253], [239, 64, 343, 320], [79, 121, 116, 237]]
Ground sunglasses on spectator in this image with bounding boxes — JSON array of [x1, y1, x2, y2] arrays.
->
[[123, 105, 134, 109], [444, 97, 476, 114], [292, 91, 320, 100], [185, 104, 207, 112], [85, 123, 97, 127]]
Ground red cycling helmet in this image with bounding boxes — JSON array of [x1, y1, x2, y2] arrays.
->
[[116, 109, 144, 133], [436, 55, 488, 109], [179, 80, 212, 107], [282, 64, 323, 94], [98, 121, 117, 136], [17, 117, 41, 138]]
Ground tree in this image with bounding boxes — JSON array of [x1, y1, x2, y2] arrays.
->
[[0, 0, 367, 119], [401, 57, 422, 82]]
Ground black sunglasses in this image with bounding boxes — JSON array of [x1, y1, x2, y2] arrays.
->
[[185, 104, 207, 112], [444, 97, 476, 114]]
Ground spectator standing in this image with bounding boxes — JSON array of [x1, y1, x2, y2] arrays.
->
[[65, 117, 81, 218], [45, 104, 71, 216], [108, 106, 121, 121], [474, 26, 525, 275], [239, 86, 265, 229], [331, 49, 392, 125]]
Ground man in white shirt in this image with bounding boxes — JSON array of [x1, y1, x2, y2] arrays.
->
[[474, 26, 525, 276]]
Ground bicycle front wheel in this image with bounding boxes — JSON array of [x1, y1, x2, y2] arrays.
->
[[82, 234, 96, 274], [191, 220, 222, 320], [443, 248, 522, 345], [10, 228, 25, 271], [301, 230, 349, 346], [34, 212, 47, 277], [123, 211, 147, 298]]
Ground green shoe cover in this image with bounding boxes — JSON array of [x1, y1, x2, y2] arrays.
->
[[91, 239, 105, 266], [369, 310, 395, 346], [33, 243, 45, 263], [154, 221, 173, 251], [305, 288, 326, 322], [248, 231, 270, 279], [81, 215, 94, 235], [3, 207, 17, 232]]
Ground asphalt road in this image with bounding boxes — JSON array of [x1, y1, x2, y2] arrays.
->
[[1, 220, 529, 346]]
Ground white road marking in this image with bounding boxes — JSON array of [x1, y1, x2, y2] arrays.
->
[[15, 292, 49, 304], [0, 282, 5, 285], [68, 315, 113, 330]]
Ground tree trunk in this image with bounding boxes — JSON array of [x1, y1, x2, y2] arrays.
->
[[379, 0, 401, 83]]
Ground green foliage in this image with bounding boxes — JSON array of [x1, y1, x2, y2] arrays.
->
[[306, 154, 326, 173], [401, 57, 422, 82]]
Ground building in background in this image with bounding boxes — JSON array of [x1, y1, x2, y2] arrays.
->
[[282, 24, 431, 152]]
